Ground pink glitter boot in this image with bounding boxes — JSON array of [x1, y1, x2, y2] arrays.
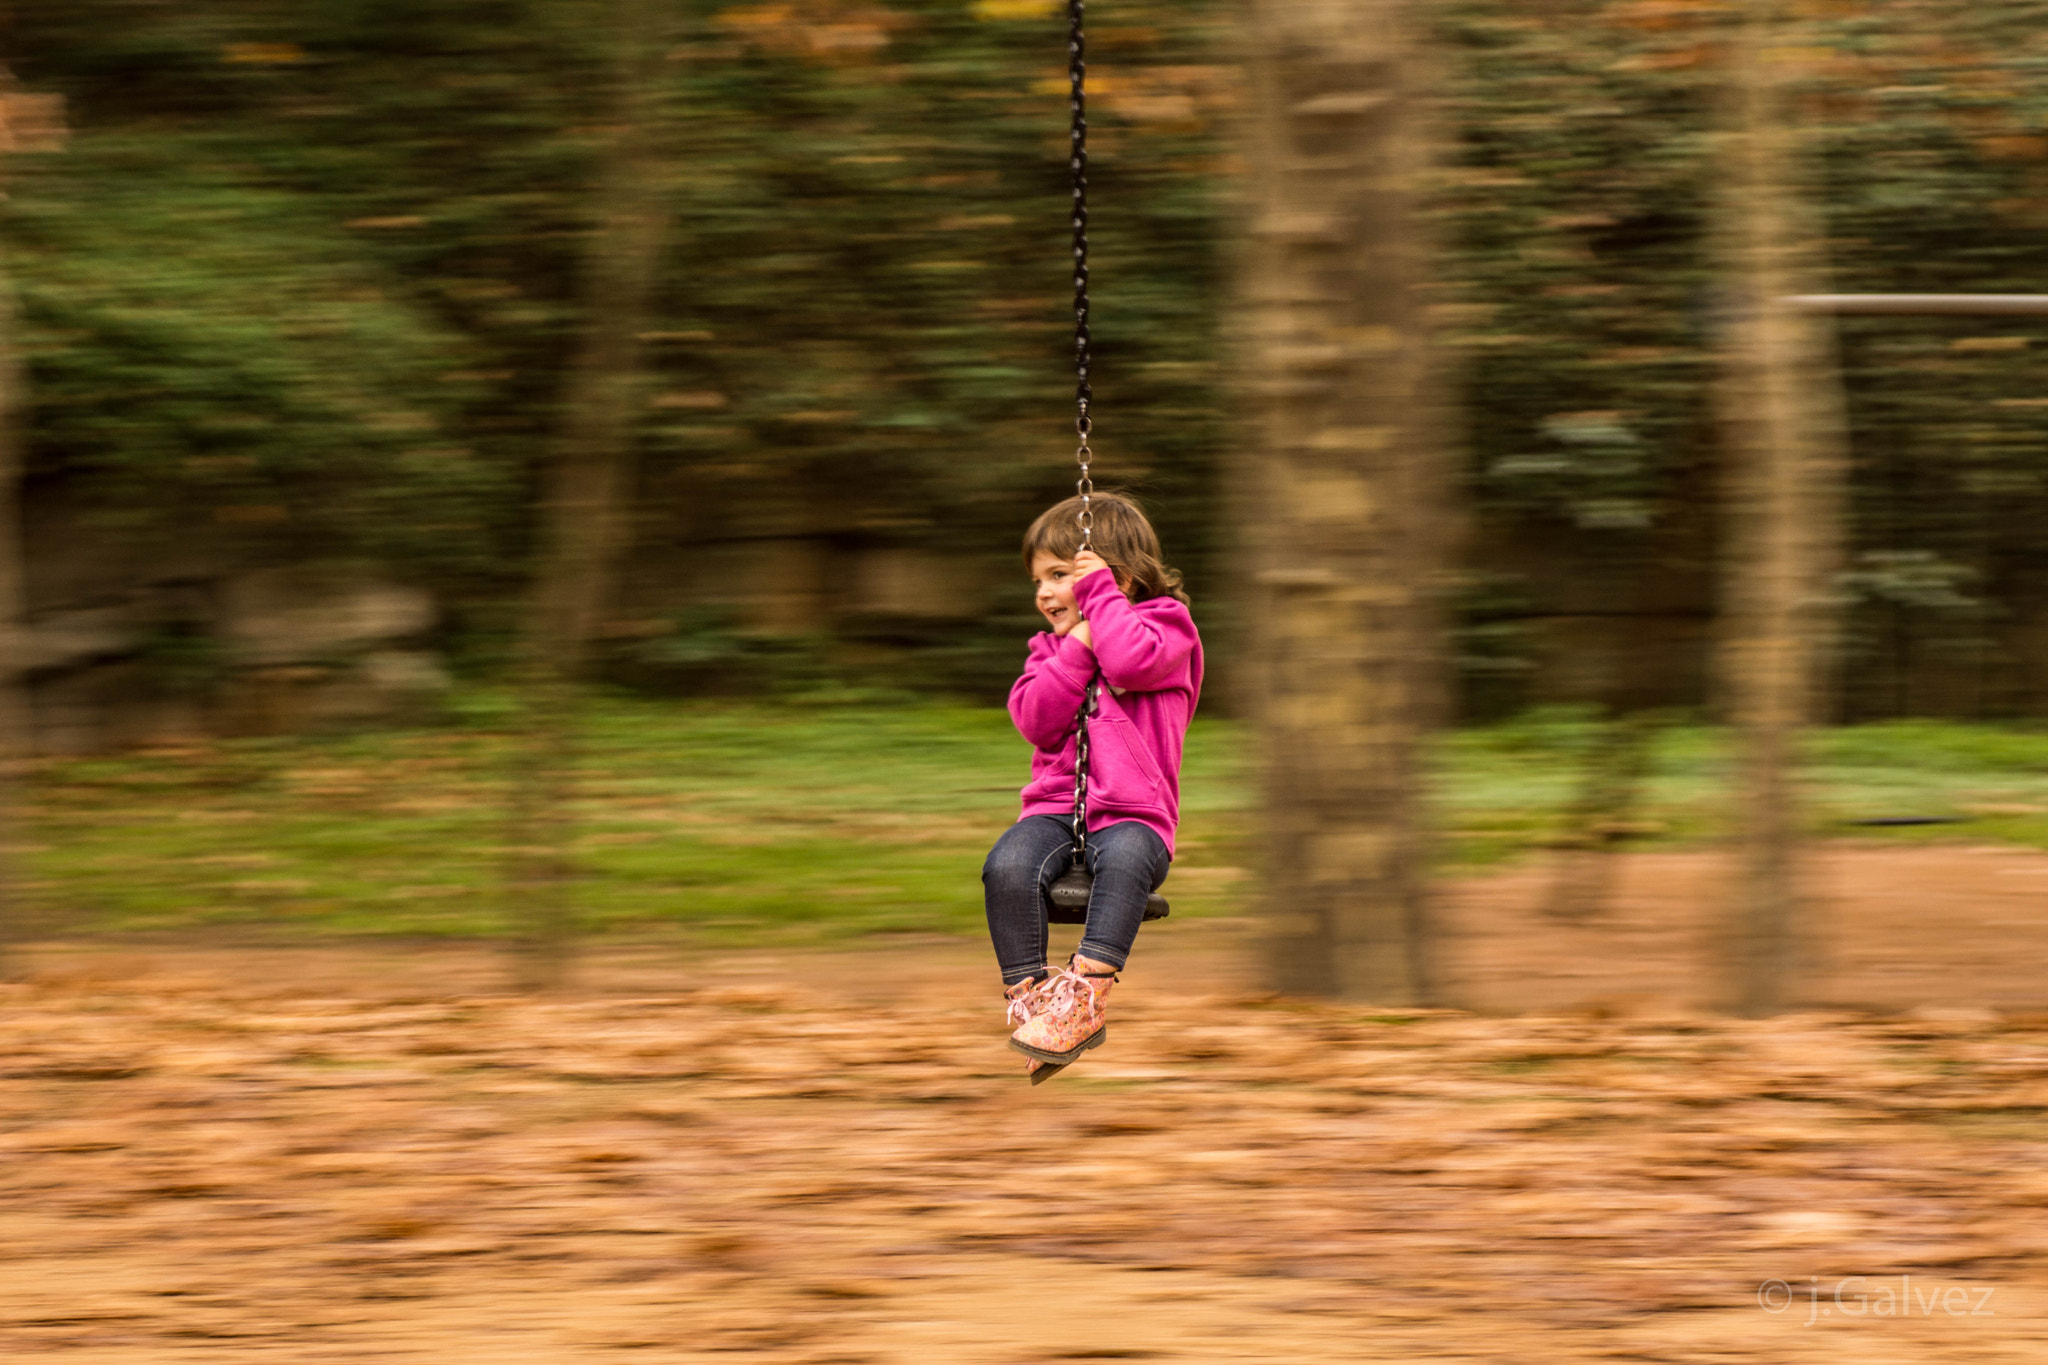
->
[[1008, 954, 1117, 1068]]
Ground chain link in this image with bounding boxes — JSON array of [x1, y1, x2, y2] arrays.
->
[[1073, 679, 1089, 859], [1068, 0, 1092, 550], [1070, 677, 1098, 866]]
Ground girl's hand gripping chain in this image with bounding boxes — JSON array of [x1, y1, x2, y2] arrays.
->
[[1065, 550, 1112, 650], [1071, 548, 1112, 582]]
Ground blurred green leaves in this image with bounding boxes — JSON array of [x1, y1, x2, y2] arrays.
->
[[10, 0, 2048, 712], [11, 135, 509, 583], [9, 0, 1233, 688]]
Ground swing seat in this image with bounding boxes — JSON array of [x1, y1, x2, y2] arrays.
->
[[1046, 867, 1170, 925]]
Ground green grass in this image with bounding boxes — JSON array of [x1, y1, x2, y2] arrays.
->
[[21, 693, 1252, 944], [1437, 709, 2048, 866], [24, 697, 2048, 943]]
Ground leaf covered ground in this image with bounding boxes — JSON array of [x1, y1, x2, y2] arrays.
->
[[6, 928, 2048, 1363]]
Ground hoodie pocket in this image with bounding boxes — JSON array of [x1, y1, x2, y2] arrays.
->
[[1101, 716, 1165, 799]]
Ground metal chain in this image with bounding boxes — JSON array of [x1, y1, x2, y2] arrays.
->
[[1068, 0, 1093, 550], [1069, 677, 1098, 867], [1065, 0, 1096, 875]]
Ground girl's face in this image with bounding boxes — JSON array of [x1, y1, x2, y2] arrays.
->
[[1030, 550, 1127, 635], [1029, 550, 1083, 635]]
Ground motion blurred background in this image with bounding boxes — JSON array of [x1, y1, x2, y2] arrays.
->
[[8, 0, 2048, 963], [13, 4, 2048, 1360], [10, 0, 2048, 722]]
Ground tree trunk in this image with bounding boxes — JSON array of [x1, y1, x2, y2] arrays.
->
[[1544, 709, 1658, 922], [1237, 0, 1453, 1003], [0, 245, 26, 980], [507, 0, 670, 992], [1714, 6, 1851, 1016]]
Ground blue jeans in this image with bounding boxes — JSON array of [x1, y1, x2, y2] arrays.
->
[[981, 815, 1170, 985]]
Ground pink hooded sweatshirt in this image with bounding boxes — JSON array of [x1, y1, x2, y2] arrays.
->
[[1008, 568, 1204, 857]]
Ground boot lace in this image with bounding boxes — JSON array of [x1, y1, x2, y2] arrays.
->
[[1005, 978, 1048, 1028], [1037, 964, 1111, 1020]]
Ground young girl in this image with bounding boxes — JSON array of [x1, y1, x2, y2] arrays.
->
[[983, 492, 1203, 1081]]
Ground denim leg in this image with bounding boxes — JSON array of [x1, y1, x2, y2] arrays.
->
[[982, 815, 1076, 986], [1075, 821, 1171, 971]]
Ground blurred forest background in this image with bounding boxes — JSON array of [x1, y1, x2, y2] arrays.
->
[[9, 0, 2048, 957], [12, 0, 2048, 740]]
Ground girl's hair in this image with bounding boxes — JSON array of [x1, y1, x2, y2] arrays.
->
[[1022, 492, 1191, 606]]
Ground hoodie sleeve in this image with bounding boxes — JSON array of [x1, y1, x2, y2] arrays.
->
[[1072, 570, 1195, 693], [1008, 630, 1095, 749]]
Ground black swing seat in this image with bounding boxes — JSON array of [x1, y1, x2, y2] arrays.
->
[[1046, 867, 1170, 925]]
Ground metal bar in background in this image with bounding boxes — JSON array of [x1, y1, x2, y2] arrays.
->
[[1785, 294, 2048, 316]]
